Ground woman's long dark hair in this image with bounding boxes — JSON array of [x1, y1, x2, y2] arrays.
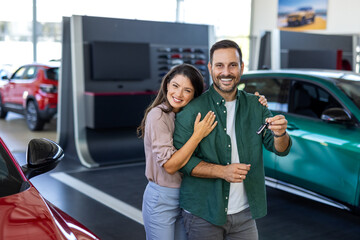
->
[[137, 64, 204, 138]]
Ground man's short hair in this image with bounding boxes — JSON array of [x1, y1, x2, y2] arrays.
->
[[209, 39, 243, 65]]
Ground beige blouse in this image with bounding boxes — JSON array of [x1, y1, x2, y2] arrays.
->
[[144, 103, 182, 188]]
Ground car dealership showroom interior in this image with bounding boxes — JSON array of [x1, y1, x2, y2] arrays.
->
[[1, 0, 360, 239]]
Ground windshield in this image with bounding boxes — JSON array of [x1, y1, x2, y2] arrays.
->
[[335, 74, 360, 110], [298, 7, 311, 11], [0, 143, 26, 198]]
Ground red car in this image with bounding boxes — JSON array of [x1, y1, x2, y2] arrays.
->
[[0, 63, 59, 131], [0, 137, 100, 239]]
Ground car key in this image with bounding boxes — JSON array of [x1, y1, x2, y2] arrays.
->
[[256, 122, 269, 135]]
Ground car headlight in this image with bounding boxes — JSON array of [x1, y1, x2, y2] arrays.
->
[[40, 84, 57, 93]]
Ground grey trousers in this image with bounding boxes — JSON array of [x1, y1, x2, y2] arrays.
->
[[142, 182, 187, 240], [182, 207, 258, 240]]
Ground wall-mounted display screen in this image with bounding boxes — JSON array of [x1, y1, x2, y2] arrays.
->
[[91, 41, 150, 81]]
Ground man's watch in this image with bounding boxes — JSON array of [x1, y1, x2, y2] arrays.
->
[[271, 131, 287, 138]]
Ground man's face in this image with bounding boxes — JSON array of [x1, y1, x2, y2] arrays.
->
[[208, 48, 244, 95]]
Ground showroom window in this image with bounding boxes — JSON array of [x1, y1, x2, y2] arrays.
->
[[0, 0, 33, 66], [181, 0, 252, 70], [0, 0, 253, 70]]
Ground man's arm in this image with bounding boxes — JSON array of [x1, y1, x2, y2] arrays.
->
[[273, 133, 290, 152], [191, 161, 250, 183]]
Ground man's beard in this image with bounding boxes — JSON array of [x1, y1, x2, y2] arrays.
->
[[212, 74, 240, 93]]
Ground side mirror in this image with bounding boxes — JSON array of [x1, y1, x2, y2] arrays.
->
[[21, 138, 64, 179], [321, 108, 353, 124]]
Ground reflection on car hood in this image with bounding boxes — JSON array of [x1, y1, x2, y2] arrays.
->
[[0, 184, 97, 240]]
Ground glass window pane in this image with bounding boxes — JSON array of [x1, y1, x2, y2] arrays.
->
[[182, 0, 252, 70], [182, 0, 251, 36], [37, 0, 176, 22], [12, 67, 27, 79], [24, 66, 37, 79], [241, 77, 290, 112], [0, 145, 25, 198], [290, 81, 342, 118], [0, 0, 33, 66], [1, 0, 253, 70], [46, 67, 59, 81]]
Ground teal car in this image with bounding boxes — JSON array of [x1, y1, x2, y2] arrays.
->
[[241, 69, 360, 212]]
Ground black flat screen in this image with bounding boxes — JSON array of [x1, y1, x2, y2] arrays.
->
[[91, 41, 150, 81]]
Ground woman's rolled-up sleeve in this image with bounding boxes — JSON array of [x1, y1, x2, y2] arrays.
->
[[146, 109, 177, 167]]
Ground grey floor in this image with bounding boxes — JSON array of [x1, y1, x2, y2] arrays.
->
[[1, 112, 360, 240]]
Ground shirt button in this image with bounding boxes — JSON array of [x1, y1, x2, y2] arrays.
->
[[222, 99, 224, 102], [227, 162, 230, 165], [224, 128, 226, 131], [228, 145, 231, 148], [225, 208, 228, 212], [225, 196, 228, 200], [217, 102, 219, 105], [224, 110, 226, 113]]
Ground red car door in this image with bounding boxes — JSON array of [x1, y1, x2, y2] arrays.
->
[[12, 66, 38, 106], [5, 66, 27, 105]]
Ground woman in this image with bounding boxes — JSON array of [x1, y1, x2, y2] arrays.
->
[[137, 64, 267, 240], [138, 64, 215, 240]]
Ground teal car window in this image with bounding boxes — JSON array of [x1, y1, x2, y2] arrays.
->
[[241, 77, 290, 112], [302, 84, 316, 98], [291, 82, 318, 118], [336, 78, 360, 110], [290, 81, 342, 119]]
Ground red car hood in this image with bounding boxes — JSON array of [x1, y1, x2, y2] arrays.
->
[[0, 184, 99, 240]]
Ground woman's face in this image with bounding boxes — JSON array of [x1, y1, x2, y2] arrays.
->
[[167, 74, 195, 113]]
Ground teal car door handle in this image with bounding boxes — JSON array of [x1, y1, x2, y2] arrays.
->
[[287, 123, 299, 131]]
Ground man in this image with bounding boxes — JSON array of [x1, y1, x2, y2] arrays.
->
[[173, 40, 291, 240]]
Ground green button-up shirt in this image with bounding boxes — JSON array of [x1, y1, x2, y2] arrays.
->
[[173, 85, 291, 226]]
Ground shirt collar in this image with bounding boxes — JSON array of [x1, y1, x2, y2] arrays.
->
[[159, 102, 175, 117], [209, 84, 240, 106]]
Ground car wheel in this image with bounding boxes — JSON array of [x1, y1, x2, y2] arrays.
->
[[26, 100, 45, 131], [0, 95, 8, 118], [301, 17, 306, 25]]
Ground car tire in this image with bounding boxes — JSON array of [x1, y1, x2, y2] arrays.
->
[[301, 17, 306, 25], [26, 100, 45, 131], [0, 95, 8, 119]]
